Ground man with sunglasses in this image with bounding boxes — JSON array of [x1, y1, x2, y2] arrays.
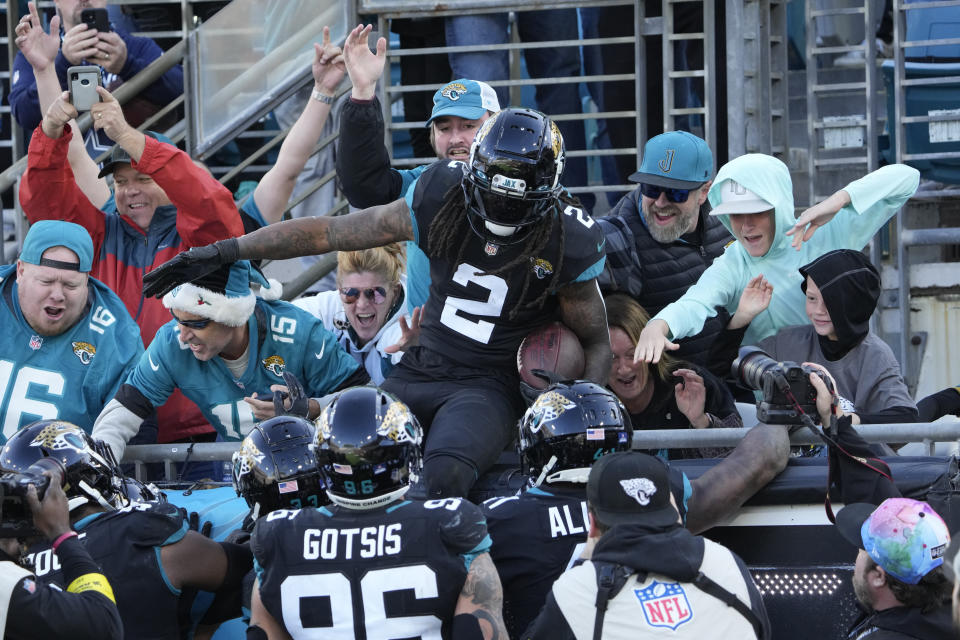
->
[[91, 260, 368, 462], [597, 131, 733, 371]]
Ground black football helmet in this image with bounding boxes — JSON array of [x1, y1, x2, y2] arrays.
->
[[119, 475, 166, 504], [314, 387, 423, 509], [0, 420, 125, 511], [519, 381, 633, 486], [232, 415, 326, 518], [463, 107, 566, 245]]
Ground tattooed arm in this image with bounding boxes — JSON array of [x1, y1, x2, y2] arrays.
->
[[455, 553, 508, 640], [557, 279, 611, 385], [237, 197, 414, 261], [685, 424, 790, 534]]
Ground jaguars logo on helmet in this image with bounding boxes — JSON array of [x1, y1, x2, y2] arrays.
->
[[31, 421, 89, 451], [519, 382, 632, 486], [377, 401, 420, 444], [72, 341, 96, 364], [233, 438, 266, 479], [262, 355, 286, 377]]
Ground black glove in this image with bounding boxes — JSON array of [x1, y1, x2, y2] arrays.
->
[[142, 238, 240, 298], [271, 371, 310, 419], [187, 510, 214, 538]]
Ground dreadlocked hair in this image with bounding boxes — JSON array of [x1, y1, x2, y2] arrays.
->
[[427, 185, 579, 320]]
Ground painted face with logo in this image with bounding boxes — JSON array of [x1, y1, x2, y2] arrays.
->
[[17, 246, 90, 336], [629, 131, 715, 244], [427, 79, 501, 162]]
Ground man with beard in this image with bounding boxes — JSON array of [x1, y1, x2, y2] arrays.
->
[[597, 132, 732, 371], [836, 498, 954, 639]]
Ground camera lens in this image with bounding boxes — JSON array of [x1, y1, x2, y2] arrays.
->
[[81, 79, 90, 86], [732, 346, 778, 391]]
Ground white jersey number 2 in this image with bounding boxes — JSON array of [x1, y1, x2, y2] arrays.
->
[[439, 263, 507, 344]]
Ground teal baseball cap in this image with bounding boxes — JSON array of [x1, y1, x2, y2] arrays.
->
[[20, 220, 94, 272], [426, 79, 500, 125], [97, 130, 177, 178], [629, 131, 714, 188]]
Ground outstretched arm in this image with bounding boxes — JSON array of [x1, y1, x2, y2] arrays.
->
[[684, 424, 790, 534], [557, 279, 611, 384], [455, 553, 508, 640], [142, 198, 414, 298], [255, 28, 344, 225]]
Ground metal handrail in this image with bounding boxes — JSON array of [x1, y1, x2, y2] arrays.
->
[[123, 421, 960, 466]]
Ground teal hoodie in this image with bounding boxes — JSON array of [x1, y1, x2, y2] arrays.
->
[[654, 154, 919, 346]]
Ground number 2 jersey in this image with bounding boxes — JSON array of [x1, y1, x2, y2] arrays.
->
[[23, 501, 189, 640], [252, 497, 491, 639], [0, 264, 143, 444], [405, 161, 606, 368]]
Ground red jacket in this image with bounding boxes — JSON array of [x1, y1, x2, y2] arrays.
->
[[21, 125, 244, 441]]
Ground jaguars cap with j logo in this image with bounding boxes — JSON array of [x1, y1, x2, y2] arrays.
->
[[586, 451, 679, 527], [629, 130, 714, 189], [426, 78, 500, 125]]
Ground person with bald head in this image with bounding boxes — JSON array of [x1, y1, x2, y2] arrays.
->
[[0, 220, 143, 445]]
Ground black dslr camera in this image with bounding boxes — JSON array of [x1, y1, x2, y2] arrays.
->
[[732, 346, 833, 425], [0, 457, 65, 537]]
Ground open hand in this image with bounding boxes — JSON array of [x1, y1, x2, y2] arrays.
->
[[673, 368, 709, 428], [729, 274, 773, 329], [785, 190, 851, 250], [385, 306, 422, 354], [343, 23, 386, 101], [15, 2, 60, 72], [633, 319, 678, 364]]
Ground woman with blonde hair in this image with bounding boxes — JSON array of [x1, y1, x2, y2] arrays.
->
[[605, 293, 740, 459], [294, 243, 413, 384]]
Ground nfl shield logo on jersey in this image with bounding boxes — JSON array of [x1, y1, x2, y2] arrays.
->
[[29, 335, 43, 350], [635, 580, 693, 630]]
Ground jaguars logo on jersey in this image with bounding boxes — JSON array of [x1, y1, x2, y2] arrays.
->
[[233, 438, 265, 479], [531, 258, 554, 280], [30, 421, 87, 451], [377, 401, 420, 444], [71, 341, 96, 365], [527, 391, 577, 431], [262, 355, 286, 377], [440, 81, 468, 101]]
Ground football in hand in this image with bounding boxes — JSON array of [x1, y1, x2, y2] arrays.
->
[[517, 321, 586, 389]]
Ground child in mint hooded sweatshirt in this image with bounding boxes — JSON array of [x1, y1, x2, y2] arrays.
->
[[635, 153, 919, 360]]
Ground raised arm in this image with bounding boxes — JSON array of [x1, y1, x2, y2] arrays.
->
[[16, 2, 111, 208], [255, 28, 344, 225], [455, 552, 509, 640], [557, 279, 612, 384], [142, 198, 414, 298]]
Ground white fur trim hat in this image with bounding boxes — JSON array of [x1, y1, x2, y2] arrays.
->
[[162, 260, 282, 327]]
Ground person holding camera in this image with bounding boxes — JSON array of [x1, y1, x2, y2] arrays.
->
[[716, 249, 917, 427], [633, 154, 919, 365], [1, 463, 122, 640], [11, 0, 183, 160]]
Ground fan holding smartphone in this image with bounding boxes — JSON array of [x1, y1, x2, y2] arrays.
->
[[9, 0, 183, 152]]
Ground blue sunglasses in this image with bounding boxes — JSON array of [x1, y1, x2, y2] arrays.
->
[[639, 183, 701, 204], [171, 311, 212, 330]]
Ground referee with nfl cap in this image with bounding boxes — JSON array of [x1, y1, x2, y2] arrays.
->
[[523, 451, 770, 640], [596, 131, 733, 371], [836, 498, 954, 639]]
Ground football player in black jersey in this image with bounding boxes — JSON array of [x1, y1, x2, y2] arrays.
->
[[484, 381, 791, 636], [0, 420, 251, 639], [249, 386, 508, 640], [144, 107, 611, 499]]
